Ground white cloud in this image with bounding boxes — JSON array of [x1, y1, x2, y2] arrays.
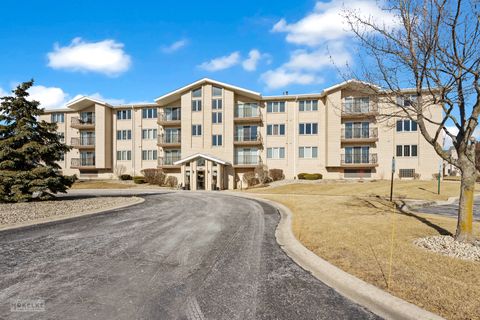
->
[[47, 37, 131, 76], [284, 43, 351, 71], [443, 126, 480, 150], [242, 49, 268, 71], [272, 0, 398, 46], [261, 69, 323, 90], [28, 85, 69, 109], [161, 39, 188, 53], [199, 52, 241, 71]]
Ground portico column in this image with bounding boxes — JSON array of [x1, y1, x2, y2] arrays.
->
[[191, 160, 197, 191], [217, 165, 223, 190], [180, 164, 186, 188], [206, 160, 213, 190]]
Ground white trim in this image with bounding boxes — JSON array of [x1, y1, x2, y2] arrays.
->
[[65, 96, 111, 108], [174, 153, 230, 166], [155, 78, 261, 103]]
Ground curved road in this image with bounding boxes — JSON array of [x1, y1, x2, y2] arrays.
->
[[0, 192, 379, 319]]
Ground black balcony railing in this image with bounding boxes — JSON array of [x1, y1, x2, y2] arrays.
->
[[234, 133, 262, 142], [341, 102, 378, 115], [341, 128, 378, 139], [71, 117, 95, 126], [234, 155, 260, 165], [158, 133, 181, 144], [71, 137, 95, 146], [341, 153, 378, 165], [158, 155, 181, 166], [71, 157, 95, 167], [234, 106, 261, 118]]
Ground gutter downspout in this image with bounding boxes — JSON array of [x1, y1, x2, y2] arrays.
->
[[294, 95, 298, 179]]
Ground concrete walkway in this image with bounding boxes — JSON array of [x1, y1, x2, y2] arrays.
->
[[415, 198, 480, 220], [0, 191, 379, 320]]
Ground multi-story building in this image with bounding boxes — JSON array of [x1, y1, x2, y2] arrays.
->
[[40, 78, 442, 190]]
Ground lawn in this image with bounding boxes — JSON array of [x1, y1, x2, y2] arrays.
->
[[72, 180, 138, 189], [247, 180, 480, 320]]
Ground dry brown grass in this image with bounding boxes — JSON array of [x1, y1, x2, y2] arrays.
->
[[71, 180, 135, 189], [247, 181, 480, 320], [255, 179, 480, 201]]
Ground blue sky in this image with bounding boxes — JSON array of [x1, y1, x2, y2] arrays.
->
[[0, 0, 383, 108]]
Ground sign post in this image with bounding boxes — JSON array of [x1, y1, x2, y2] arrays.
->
[[437, 160, 442, 195], [390, 157, 395, 202]]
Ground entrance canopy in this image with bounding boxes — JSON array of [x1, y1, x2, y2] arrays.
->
[[173, 153, 230, 166]]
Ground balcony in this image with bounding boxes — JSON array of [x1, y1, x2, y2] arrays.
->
[[71, 117, 95, 129], [234, 133, 263, 146], [157, 114, 181, 126], [234, 106, 262, 123], [70, 137, 95, 149], [341, 102, 378, 119], [234, 155, 260, 168], [158, 155, 181, 168], [341, 128, 378, 144], [340, 153, 378, 168], [157, 133, 181, 148], [71, 157, 95, 169]]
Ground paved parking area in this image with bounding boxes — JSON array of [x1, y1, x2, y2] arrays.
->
[[0, 192, 379, 319], [416, 198, 480, 220]]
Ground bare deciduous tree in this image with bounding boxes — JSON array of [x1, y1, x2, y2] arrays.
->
[[344, 0, 480, 242]]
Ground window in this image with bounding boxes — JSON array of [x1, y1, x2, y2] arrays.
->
[[192, 88, 202, 98], [59, 152, 65, 161], [192, 100, 202, 111], [117, 150, 132, 161], [51, 113, 64, 123], [396, 119, 418, 132], [299, 123, 318, 135], [142, 150, 158, 161], [299, 146, 318, 158], [396, 145, 418, 157], [267, 101, 285, 113], [142, 129, 157, 140], [164, 107, 181, 121], [212, 134, 223, 146], [212, 99, 222, 109], [142, 108, 157, 119], [267, 147, 285, 159], [344, 97, 370, 113], [212, 86, 222, 97], [267, 124, 286, 136], [299, 100, 318, 111], [117, 110, 132, 120], [192, 125, 202, 136], [58, 132, 65, 142], [397, 94, 418, 107], [116, 130, 132, 140], [399, 169, 415, 178], [212, 112, 222, 124]]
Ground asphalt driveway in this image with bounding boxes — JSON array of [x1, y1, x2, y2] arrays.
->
[[416, 197, 480, 220], [0, 192, 379, 319]]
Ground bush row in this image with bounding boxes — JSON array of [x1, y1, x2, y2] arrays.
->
[[297, 173, 323, 180]]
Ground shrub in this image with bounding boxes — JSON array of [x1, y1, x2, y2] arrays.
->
[[114, 165, 126, 178], [297, 173, 307, 179], [141, 168, 166, 185], [164, 176, 178, 188], [133, 176, 145, 184], [298, 173, 323, 180], [119, 174, 132, 181], [269, 169, 284, 181], [414, 173, 421, 180], [254, 164, 270, 184], [242, 172, 258, 187]]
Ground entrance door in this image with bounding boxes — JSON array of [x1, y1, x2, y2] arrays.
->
[[197, 170, 205, 190]]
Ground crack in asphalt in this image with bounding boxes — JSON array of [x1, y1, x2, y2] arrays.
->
[[0, 192, 380, 319]]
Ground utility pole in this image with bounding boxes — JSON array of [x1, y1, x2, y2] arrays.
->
[[437, 160, 442, 195], [390, 157, 395, 202]]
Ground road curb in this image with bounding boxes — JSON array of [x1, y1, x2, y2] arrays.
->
[[0, 197, 145, 233], [229, 192, 444, 320]]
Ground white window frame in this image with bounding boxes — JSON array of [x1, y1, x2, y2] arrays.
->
[[267, 147, 285, 159], [192, 125, 202, 136], [116, 150, 132, 161], [267, 101, 286, 113], [192, 100, 202, 112], [212, 134, 223, 146], [142, 150, 158, 161], [116, 130, 132, 140], [299, 146, 318, 159], [117, 109, 132, 120], [299, 100, 318, 112], [299, 123, 318, 135], [51, 113, 64, 123], [142, 108, 157, 119], [267, 124, 286, 136], [212, 111, 222, 124], [212, 99, 222, 109], [142, 129, 158, 140]]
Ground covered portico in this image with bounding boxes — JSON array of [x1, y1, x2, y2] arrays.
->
[[174, 153, 229, 191]]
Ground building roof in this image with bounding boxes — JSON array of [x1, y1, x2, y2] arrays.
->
[[65, 96, 111, 110], [174, 153, 230, 166], [155, 78, 262, 105]]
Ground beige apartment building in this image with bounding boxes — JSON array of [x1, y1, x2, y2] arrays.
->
[[40, 78, 442, 190]]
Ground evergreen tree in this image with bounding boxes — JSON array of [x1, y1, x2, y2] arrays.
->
[[0, 80, 76, 202]]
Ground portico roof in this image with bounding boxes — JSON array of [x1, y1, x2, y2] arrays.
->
[[174, 153, 230, 166]]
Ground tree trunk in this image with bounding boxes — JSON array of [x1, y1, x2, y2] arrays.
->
[[455, 150, 477, 242]]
